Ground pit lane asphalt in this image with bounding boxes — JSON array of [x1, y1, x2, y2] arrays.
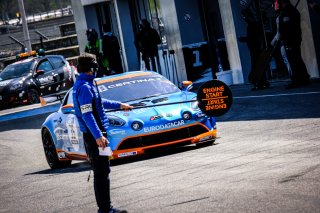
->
[[0, 79, 320, 213]]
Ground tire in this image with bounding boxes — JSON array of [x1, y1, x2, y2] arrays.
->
[[196, 139, 216, 147], [42, 128, 72, 169], [27, 88, 40, 104]]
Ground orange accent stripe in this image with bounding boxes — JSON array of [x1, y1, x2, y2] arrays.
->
[[191, 129, 217, 143], [61, 103, 74, 109], [96, 72, 151, 85], [202, 96, 229, 101], [56, 149, 87, 161], [115, 123, 211, 150]]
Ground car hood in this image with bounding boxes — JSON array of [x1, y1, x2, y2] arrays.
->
[[107, 92, 198, 128], [0, 77, 26, 93]]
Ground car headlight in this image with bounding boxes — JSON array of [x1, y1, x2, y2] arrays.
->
[[108, 116, 126, 127], [182, 111, 192, 120], [9, 83, 23, 91], [131, 121, 143, 131]]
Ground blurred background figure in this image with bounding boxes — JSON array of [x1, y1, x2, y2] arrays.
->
[[239, 0, 270, 90], [134, 19, 161, 71], [277, 0, 310, 89], [102, 25, 123, 75], [85, 29, 107, 77]]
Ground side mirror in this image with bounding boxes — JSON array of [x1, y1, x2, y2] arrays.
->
[[181, 80, 193, 91], [61, 104, 74, 114], [35, 69, 45, 76]]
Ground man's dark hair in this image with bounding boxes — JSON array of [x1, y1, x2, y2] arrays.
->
[[77, 53, 97, 73]]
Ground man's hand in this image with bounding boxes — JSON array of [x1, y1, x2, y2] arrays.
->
[[120, 103, 133, 111], [96, 135, 109, 150]]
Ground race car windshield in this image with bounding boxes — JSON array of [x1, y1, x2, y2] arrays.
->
[[97, 74, 180, 102], [0, 61, 33, 81]]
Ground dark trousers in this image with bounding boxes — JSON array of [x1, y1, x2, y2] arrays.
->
[[285, 45, 310, 84], [83, 132, 111, 213]]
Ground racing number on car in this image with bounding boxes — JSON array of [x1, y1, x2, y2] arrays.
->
[[66, 115, 80, 151], [197, 80, 233, 117]]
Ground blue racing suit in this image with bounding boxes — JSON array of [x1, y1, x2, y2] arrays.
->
[[72, 73, 121, 213], [73, 73, 121, 139]]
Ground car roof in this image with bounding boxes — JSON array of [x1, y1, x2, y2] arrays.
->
[[10, 55, 64, 66]]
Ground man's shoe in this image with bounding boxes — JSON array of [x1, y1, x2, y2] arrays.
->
[[109, 207, 128, 213], [285, 81, 310, 89]]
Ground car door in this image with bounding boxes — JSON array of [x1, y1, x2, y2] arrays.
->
[[48, 56, 69, 91], [34, 58, 56, 96], [58, 91, 85, 154]]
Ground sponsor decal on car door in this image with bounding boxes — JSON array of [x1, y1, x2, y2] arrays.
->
[[35, 59, 56, 95]]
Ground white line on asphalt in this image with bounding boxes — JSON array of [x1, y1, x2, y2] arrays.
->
[[234, 91, 320, 99]]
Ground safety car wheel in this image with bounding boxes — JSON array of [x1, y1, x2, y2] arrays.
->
[[196, 139, 215, 147], [27, 88, 40, 104], [42, 128, 72, 169]]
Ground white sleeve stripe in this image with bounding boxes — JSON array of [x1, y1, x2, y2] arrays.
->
[[80, 104, 93, 113]]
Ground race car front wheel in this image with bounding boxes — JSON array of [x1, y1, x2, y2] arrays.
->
[[42, 128, 72, 169]]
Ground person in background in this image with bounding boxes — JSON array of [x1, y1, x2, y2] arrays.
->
[[276, 0, 310, 89], [102, 25, 123, 74], [73, 53, 132, 213], [85, 29, 108, 77], [271, 0, 292, 78], [134, 19, 161, 71], [240, 0, 270, 90]]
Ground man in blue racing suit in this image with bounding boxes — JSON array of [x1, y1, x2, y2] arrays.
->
[[73, 53, 132, 213]]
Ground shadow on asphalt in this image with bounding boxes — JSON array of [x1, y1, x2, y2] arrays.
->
[[0, 113, 50, 132], [24, 161, 91, 175], [23, 143, 217, 175]]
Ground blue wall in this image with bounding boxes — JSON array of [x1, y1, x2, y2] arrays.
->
[[175, 0, 205, 46], [117, 0, 140, 71], [84, 5, 100, 36]]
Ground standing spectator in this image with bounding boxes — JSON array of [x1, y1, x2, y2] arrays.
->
[[134, 19, 161, 71], [240, 0, 270, 90], [271, 2, 292, 77], [73, 53, 132, 213], [102, 28, 123, 74], [277, 0, 310, 89], [85, 29, 108, 77]]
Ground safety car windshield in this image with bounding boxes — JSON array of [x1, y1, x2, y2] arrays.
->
[[0, 61, 33, 81], [97, 74, 180, 102]]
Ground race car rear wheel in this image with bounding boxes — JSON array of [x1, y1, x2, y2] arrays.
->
[[42, 128, 72, 169], [27, 88, 40, 104]]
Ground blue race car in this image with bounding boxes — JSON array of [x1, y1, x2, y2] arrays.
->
[[41, 71, 217, 168]]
